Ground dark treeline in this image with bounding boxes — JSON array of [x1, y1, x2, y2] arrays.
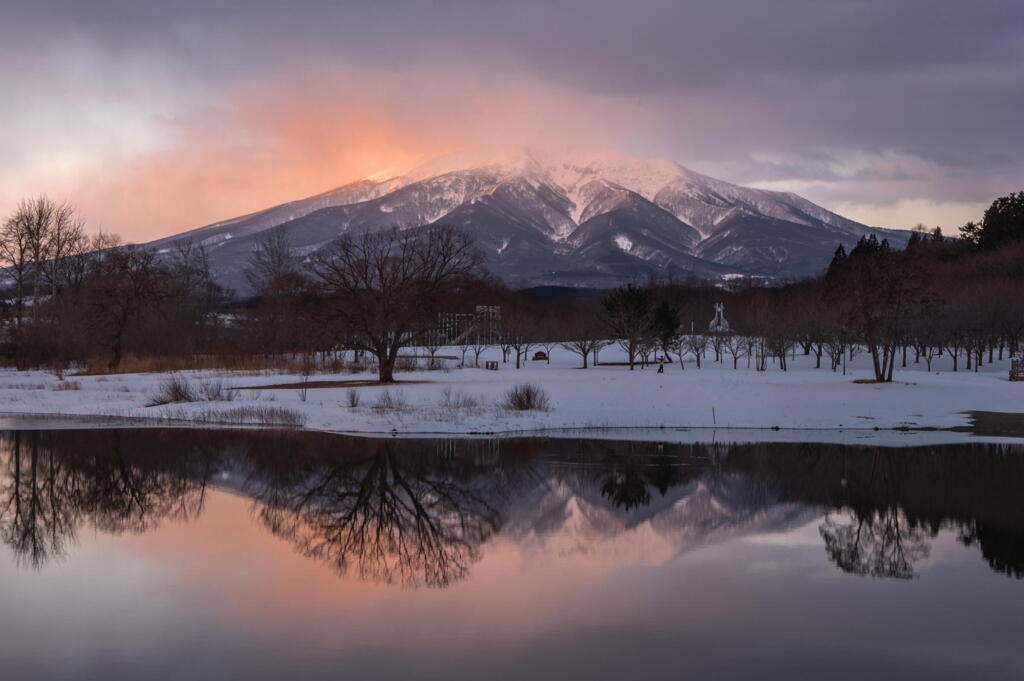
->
[[0, 428, 1021, 582], [2, 191, 1022, 383]]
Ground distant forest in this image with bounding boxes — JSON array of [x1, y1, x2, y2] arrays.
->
[[0, 190, 1022, 384]]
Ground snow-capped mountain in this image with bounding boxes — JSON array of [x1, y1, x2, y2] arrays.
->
[[150, 148, 906, 293]]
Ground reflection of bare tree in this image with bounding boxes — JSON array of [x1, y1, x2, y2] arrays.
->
[[253, 443, 502, 588], [0, 432, 78, 567], [75, 431, 211, 535], [0, 431, 212, 568], [0, 428, 1022, 588], [820, 508, 932, 579]]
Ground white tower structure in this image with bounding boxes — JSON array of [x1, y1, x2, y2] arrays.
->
[[708, 302, 732, 334]]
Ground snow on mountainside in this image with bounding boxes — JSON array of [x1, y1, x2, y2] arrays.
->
[[149, 148, 906, 294]]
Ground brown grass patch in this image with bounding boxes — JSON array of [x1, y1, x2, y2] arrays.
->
[[501, 383, 551, 412], [161, 405, 307, 428], [233, 379, 433, 391], [53, 381, 82, 391], [76, 354, 357, 376], [78, 354, 267, 375]]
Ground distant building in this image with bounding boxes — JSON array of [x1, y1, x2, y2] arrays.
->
[[436, 305, 502, 344]]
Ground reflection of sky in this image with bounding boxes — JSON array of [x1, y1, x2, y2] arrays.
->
[[1, 490, 1021, 681]]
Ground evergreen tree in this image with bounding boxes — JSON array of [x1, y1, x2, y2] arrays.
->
[[601, 284, 654, 370], [827, 243, 847, 275], [850, 234, 880, 257], [960, 190, 1024, 249], [650, 300, 680, 357]]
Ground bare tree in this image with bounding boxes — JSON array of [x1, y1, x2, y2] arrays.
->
[[537, 338, 558, 364], [84, 246, 166, 371], [682, 334, 708, 368], [245, 226, 301, 297], [62, 230, 122, 292], [824, 334, 846, 372], [0, 208, 32, 325], [561, 314, 609, 370], [827, 242, 933, 382], [310, 225, 485, 383], [723, 335, 747, 369], [602, 284, 653, 370], [710, 333, 727, 363], [43, 203, 87, 298], [498, 337, 513, 364], [499, 303, 539, 369], [469, 337, 492, 368], [507, 335, 537, 369], [457, 338, 472, 368], [422, 329, 445, 369]]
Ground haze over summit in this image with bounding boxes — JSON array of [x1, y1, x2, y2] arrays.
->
[[3, 0, 1024, 241]]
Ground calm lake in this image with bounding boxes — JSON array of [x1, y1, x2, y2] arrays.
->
[[0, 428, 1021, 680]]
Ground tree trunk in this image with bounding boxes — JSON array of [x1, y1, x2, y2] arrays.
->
[[377, 347, 397, 383]]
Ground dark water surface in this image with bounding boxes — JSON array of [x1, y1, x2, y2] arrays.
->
[[0, 429, 1022, 680]]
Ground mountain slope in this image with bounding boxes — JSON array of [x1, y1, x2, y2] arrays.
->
[[148, 149, 906, 294]]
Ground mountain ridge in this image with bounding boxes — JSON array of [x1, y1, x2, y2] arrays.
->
[[149, 149, 907, 294]]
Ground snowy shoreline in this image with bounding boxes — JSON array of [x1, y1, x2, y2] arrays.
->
[[0, 343, 1020, 445], [0, 413, 1016, 448]]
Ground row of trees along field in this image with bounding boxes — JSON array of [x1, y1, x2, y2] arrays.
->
[[1, 190, 1022, 383]]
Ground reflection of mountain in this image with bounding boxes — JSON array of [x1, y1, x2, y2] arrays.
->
[[0, 430, 1022, 586], [500, 472, 818, 565]]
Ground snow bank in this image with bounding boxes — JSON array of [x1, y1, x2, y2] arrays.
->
[[0, 344, 1019, 441]]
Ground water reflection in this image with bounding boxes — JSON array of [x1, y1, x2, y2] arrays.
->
[[252, 443, 502, 587], [0, 429, 1022, 585], [0, 430, 211, 567]]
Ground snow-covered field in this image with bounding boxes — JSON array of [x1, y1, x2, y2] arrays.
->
[[0, 343, 1020, 440]]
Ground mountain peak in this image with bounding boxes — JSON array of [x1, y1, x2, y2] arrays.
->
[[151, 148, 906, 295]]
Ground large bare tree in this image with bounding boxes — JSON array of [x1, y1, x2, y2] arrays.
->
[[310, 225, 485, 383], [0, 208, 32, 325], [84, 246, 166, 372], [827, 241, 933, 382], [1, 196, 86, 327]]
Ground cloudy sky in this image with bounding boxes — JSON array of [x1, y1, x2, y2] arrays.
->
[[2, 0, 1022, 241]]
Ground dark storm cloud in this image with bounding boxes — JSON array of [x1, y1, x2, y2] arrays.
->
[[12, 1, 1022, 86], [5, 0, 1024, 231]]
